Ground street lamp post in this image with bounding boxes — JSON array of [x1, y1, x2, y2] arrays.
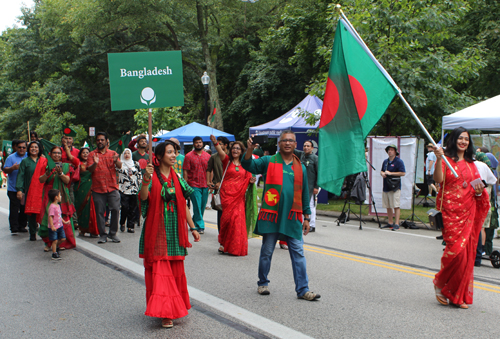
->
[[201, 71, 210, 126]]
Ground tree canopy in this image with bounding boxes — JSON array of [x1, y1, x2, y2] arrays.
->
[[0, 0, 497, 146]]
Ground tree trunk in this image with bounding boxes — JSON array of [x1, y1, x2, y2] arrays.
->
[[196, 1, 224, 131]]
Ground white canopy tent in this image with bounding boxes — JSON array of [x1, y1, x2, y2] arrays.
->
[[442, 94, 500, 131]]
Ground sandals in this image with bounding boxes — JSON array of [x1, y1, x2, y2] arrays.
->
[[120, 224, 125, 232], [434, 286, 448, 306], [161, 318, 173, 328], [127, 228, 135, 233], [44, 245, 50, 252], [218, 246, 224, 254]]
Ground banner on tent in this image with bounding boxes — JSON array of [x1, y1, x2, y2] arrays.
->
[[471, 134, 500, 162], [367, 136, 420, 215]]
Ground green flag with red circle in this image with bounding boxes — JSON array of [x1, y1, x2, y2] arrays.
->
[[318, 19, 399, 195]]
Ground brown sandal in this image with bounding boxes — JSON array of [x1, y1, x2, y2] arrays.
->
[[434, 286, 448, 306], [161, 318, 173, 328]]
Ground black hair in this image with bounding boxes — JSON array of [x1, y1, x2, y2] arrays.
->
[[217, 136, 230, 147], [444, 127, 475, 163], [153, 141, 182, 202], [48, 189, 60, 202], [49, 145, 60, 154], [304, 140, 314, 147], [479, 146, 489, 153], [96, 132, 107, 140], [12, 139, 21, 147], [30, 130, 38, 139], [16, 140, 27, 149], [136, 134, 148, 144], [27, 141, 42, 157], [193, 136, 203, 143], [78, 147, 90, 162]]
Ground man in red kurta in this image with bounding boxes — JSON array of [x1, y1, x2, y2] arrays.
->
[[87, 131, 122, 244]]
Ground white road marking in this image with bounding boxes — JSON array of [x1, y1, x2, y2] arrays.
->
[[75, 238, 314, 339]]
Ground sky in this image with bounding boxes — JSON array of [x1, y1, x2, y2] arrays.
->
[[1, 0, 35, 32]]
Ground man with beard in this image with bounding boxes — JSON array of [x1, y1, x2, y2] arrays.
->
[[86, 132, 122, 243], [183, 136, 210, 234], [132, 134, 149, 168], [4, 140, 28, 234], [207, 136, 230, 232], [242, 130, 320, 301]]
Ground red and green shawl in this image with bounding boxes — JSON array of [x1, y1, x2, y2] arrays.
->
[[259, 153, 303, 223]]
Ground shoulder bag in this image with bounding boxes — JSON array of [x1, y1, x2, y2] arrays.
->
[[212, 161, 230, 211], [384, 160, 401, 191]]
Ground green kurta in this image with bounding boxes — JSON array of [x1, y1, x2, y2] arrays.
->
[[15, 156, 39, 194], [241, 155, 311, 240], [139, 176, 194, 258]]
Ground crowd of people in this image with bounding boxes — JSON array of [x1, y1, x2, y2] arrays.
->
[[4, 125, 499, 326], [3, 128, 321, 328]]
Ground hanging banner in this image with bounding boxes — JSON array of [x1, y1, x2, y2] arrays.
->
[[108, 51, 184, 111]]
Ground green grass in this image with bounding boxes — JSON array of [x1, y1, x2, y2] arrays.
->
[[256, 187, 434, 223]]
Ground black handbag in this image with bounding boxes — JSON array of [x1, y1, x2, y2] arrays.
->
[[384, 161, 401, 191]]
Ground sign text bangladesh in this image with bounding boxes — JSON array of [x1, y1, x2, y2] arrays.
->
[[108, 51, 184, 111]]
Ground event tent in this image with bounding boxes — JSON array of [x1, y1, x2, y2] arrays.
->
[[249, 95, 323, 137], [442, 94, 500, 131], [156, 122, 235, 143]]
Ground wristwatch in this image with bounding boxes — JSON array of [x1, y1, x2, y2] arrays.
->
[[304, 217, 310, 221]]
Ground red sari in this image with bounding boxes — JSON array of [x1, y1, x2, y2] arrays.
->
[[218, 155, 252, 256], [434, 159, 489, 305]]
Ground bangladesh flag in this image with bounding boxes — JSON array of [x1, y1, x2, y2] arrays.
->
[[318, 19, 399, 195], [210, 101, 217, 125]]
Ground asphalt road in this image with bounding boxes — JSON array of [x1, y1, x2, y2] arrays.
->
[[1, 188, 500, 339]]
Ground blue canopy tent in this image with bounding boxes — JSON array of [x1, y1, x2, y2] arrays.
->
[[156, 122, 235, 143], [249, 95, 323, 137]]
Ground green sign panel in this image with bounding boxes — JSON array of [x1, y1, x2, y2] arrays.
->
[[108, 51, 184, 111]]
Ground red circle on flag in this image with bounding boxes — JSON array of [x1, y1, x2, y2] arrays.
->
[[319, 78, 340, 128], [118, 140, 123, 146], [64, 128, 71, 134], [348, 75, 368, 120], [264, 188, 280, 207]]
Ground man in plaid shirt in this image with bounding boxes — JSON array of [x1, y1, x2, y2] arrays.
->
[[87, 131, 123, 244], [183, 136, 210, 234]]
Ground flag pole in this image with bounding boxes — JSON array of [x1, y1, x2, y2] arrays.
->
[[27, 121, 31, 142], [336, 5, 458, 178], [148, 108, 153, 164]]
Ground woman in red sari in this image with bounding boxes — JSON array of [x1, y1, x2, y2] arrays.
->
[[210, 135, 255, 256], [433, 127, 489, 309], [26, 146, 77, 251]]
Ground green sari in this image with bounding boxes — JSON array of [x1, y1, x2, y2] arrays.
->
[[74, 169, 98, 236]]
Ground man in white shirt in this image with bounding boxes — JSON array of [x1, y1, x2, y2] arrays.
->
[[425, 143, 437, 197], [474, 159, 496, 264]]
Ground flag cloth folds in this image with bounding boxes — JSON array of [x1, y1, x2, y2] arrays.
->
[[318, 18, 399, 195], [210, 101, 217, 125]]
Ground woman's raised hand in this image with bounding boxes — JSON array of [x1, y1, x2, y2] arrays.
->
[[144, 163, 154, 180], [210, 134, 217, 145], [433, 146, 444, 159]]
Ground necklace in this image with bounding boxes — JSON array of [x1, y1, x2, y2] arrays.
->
[[456, 160, 473, 188], [233, 161, 241, 172]]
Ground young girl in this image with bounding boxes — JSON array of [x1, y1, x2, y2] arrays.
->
[[48, 189, 71, 260]]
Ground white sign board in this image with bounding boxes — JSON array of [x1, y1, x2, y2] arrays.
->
[[89, 127, 95, 137]]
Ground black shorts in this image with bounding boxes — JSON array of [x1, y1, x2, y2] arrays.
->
[[426, 174, 435, 185]]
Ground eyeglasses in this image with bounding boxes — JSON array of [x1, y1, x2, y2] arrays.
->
[[51, 152, 62, 155], [280, 139, 296, 144], [17, 146, 26, 149]]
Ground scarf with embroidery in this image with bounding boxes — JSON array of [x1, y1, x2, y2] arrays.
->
[[259, 153, 303, 223]]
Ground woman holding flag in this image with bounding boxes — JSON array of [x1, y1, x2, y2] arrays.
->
[[433, 127, 489, 309]]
